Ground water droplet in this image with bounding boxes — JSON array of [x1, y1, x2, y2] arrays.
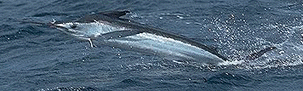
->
[[279, 51, 285, 54]]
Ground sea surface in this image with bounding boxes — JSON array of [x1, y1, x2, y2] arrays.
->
[[1, 0, 303, 91]]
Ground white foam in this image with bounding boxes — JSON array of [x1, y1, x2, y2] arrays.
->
[[218, 60, 245, 66]]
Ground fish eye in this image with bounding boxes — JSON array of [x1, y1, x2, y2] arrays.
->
[[70, 24, 77, 29]]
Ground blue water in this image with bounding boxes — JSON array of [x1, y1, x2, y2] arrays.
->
[[1, 0, 303, 90]]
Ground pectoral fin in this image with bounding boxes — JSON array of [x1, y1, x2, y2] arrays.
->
[[101, 30, 143, 40]]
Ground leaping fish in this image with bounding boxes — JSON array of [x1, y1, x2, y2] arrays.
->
[[21, 10, 277, 65]]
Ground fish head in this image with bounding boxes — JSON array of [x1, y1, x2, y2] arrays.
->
[[52, 22, 111, 39], [50, 10, 131, 39], [53, 22, 84, 36]]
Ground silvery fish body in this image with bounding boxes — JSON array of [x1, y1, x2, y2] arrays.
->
[[52, 11, 228, 64]]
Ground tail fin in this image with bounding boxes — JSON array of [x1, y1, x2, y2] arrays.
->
[[246, 46, 277, 60]]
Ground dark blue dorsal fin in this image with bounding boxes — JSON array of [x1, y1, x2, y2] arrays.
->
[[98, 10, 130, 18], [75, 10, 130, 23]]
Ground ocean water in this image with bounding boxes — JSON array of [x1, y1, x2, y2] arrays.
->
[[1, 0, 303, 90]]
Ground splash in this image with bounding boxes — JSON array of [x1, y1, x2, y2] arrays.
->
[[208, 15, 303, 70]]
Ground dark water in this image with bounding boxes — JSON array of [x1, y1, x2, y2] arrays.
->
[[1, 0, 303, 90]]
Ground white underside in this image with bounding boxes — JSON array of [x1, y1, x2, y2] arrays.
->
[[107, 32, 224, 64]]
